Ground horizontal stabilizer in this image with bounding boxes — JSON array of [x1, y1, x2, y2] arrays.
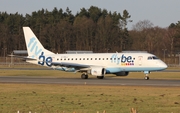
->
[[8, 55, 37, 60]]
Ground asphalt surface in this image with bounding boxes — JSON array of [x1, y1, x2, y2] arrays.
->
[[1, 68, 180, 72], [0, 76, 180, 87], [0, 67, 180, 86]]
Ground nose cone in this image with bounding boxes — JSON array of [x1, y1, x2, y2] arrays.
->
[[160, 61, 168, 70], [163, 63, 168, 69]]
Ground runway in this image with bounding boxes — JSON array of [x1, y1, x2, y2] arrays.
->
[[0, 76, 180, 86]]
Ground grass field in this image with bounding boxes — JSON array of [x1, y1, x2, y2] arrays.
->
[[0, 65, 180, 113], [0, 84, 180, 113]]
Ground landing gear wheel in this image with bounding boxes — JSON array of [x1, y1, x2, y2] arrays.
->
[[144, 76, 149, 80], [97, 76, 104, 79], [81, 74, 88, 79], [144, 71, 150, 80]]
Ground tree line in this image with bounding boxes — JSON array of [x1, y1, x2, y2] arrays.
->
[[0, 6, 180, 64]]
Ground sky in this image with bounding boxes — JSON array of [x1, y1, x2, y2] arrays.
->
[[0, 0, 180, 29]]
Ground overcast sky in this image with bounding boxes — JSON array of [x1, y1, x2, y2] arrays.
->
[[0, 0, 179, 29]]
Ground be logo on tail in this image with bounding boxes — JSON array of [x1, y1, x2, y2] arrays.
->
[[38, 52, 52, 67]]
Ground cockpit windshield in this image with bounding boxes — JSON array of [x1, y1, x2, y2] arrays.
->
[[147, 56, 159, 60], [152, 56, 159, 59]]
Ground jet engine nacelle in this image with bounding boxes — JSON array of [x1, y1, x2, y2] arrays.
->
[[115, 71, 129, 76], [91, 67, 106, 76]]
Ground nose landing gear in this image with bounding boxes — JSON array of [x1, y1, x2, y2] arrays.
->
[[144, 71, 150, 80], [144, 76, 149, 80]]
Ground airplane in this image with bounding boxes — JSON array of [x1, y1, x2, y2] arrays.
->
[[23, 27, 167, 80]]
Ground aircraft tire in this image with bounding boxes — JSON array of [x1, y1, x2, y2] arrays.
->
[[81, 74, 88, 79], [144, 76, 149, 80], [97, 76, 104, 79], [85, 75, 88, 79]]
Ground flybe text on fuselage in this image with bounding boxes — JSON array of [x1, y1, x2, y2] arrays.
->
[[111, 54, 135, 66]]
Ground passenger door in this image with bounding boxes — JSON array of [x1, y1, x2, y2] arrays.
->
[[138, 56, 143, 66]]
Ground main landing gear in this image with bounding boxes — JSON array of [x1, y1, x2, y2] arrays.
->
[[81, 73, 88, 79], [81, 73, 104, 79]]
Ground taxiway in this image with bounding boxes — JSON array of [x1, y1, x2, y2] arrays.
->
[[0, 76, 180, 87]]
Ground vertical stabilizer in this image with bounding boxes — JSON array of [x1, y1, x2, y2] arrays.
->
[[23, 27, 54, 59]]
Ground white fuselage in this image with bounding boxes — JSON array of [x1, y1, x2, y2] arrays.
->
[[27, 52, 167, 73]]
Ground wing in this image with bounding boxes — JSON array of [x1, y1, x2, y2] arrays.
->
[[51, 62, 91, 71], [51, 62, 90, 68]]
